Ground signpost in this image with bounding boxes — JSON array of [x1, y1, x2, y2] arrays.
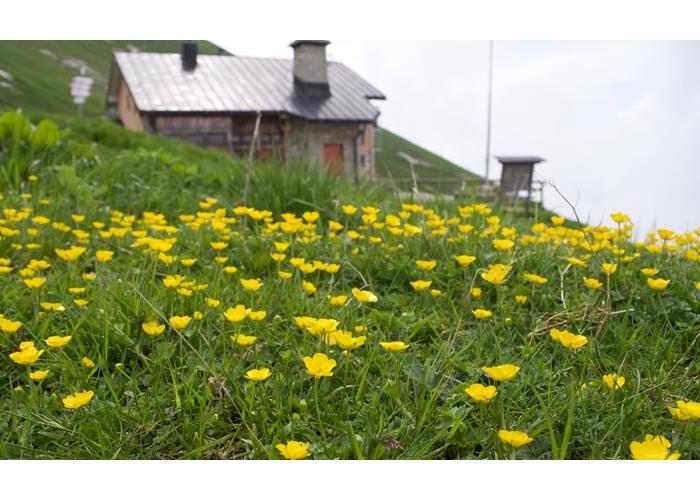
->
[[70, 72, 93, 116]]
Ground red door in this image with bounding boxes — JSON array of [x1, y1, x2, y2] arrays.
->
[[323, 144, 344, 176]]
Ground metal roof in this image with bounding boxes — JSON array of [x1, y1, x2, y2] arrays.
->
[[111, 52, 385, 122], [494, 156, 546, 164]]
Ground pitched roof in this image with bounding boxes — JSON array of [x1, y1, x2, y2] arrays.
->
[[110, 52, 385, 122]]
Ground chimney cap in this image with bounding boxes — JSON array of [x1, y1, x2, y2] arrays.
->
[[290, 40, 330, 48]]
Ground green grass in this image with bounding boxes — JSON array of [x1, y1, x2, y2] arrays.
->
[[375, 129, 480, 194], [0, 113, 698, 459]]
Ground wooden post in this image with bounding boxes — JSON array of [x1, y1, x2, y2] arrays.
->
[[240, 112, 262, 206]]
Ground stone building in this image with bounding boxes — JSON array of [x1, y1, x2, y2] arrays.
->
[[106, 41, 385, 181]]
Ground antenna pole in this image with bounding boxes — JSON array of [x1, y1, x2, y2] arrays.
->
[[484, 40, 494, 185]]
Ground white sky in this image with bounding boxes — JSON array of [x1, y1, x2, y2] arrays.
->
[[214, 40, 700, 236]]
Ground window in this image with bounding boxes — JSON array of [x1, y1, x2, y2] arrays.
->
[[207, 133, 227, 144]]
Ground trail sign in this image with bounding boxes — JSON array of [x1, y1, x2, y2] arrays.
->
[[70, 75, 93, 116]]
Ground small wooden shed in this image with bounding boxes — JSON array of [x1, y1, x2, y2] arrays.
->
[[495, 156, 545, 210]]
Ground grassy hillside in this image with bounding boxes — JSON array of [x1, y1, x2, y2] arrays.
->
[[0, 40, 479, 192], [1, 112, 698, 460], [0, 41, 220, 117], [375, 129, 480, 194]]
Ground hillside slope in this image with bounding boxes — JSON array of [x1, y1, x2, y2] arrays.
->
[[0, 41, 220, 117], [0, 40, 479, 191]]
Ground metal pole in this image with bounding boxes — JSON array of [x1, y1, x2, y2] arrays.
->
[[484, 40, 494, 185]]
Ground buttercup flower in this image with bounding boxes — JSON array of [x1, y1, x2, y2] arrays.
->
[[45, 335, 72, 348], [169, 316, 192, 329], [82, 357, 95, 368], [29, 370, 49, 381], [328, 294, 347, 306], [640, 268, 659, 277], [498, 430, 534, 449], [0, 316, 22, 333], [515, 295, 528, 304], [601, 263, 618, 275], [244, 368, 271, 381], [667, 400, 700, 421], [454, 255, 476, 266], [583, 277, 603, 289], [629, 435, 681, 460], [416, 259, 437, 271], [333, 331, 366, 350], [352, 287, 378, 303], [224, 305, 249, 322], [481, 264, 512, 285], [95, 250, 114, 262], [276, 440, 311, 460], [410, 280, 432, 291], [647, 278, 670, 291], [602, 373, 625, 390], [231, 334, 257, 346], [482, 364, 520, 382], [9, 346, 44, 365], [524, 272, 548, 284], [142, 320, 166, 336], [240, 278, 263, 292], [380, 341, 410, 352], [24, 277, 46, 289], [303, 352, 337, 378], [472, 308, 493, 319], [63, 390, 95, 409], [550, 328, 589, 350], [465, 383, 498, 403]]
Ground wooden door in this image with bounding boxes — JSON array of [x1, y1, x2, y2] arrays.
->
[[323, 143, 344, 176]]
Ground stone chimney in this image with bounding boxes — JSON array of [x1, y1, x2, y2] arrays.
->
[[290, 40, 330, 98], [181, 41, 198, 72]]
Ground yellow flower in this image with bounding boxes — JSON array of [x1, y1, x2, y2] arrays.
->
[[601, 262, 617, 275], [610, 212, 630, 224], [224, 305, 250, 322], [454, 255, 476, 266], [472, 308, 493, 319], [647, 278, 670, 290], [629, 435, 681, 460], [481, 264, 512, 285], [142, 320, 166, 336], [244, 368, 271, 382], [328, 294, 347, 306], [551, 216, 565, 226], [515, 295, 528, 304], [379, 341, 410, 352], [498, 429, 534, 448], [415, 259, 437, 271], [333, 331, 366, 350], [55, 246, 86, 262], [492, 239, 514, 251], [352, 287, 378, 303], [276, 440, 311, 460], [9, 346, 44, 365], [0, 317, 22, 333], [430, 289, 442, 297], [240, 278, 263, 292], [550, 328, 588, 349], [465, 383, 498, 403], [342, 205, 358, 215], [40, 302, 65, 312], [410, 280, 432, 291], [482, 364, 520, 382], [231, 334, 257, 346], [19, 341, 34, 350], [640, 268, 658, 277], [45, 335, 72, 348], [278, 270, 292, 280], [524, 272, 548, 285], [471, 287, 482, 298], [565, 257, 586, 267], [583, 277, 603, 289], [63, 390, 95, 410], [223, 266, 238, 274], [24, 277, 46, 289], [82, 357, 95, 368], [247, 310, 266, 321], [274, 241, 290, 252], [667, 400, 700, 421], [29, 370, 49, 381], [602, 373, 625, 390], [270, 252, 286, 262], [180, 258, 197, 266], [68, 287, 86, 295], [303, 352, 337, 378], [206, 298, 221, 308], [302, 280, 317, 294], [95, 250, 114, 262], [210, 241, 229, 250], [169, 315, 192, 329]]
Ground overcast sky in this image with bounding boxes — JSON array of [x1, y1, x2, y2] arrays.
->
[[214, 40, 700, 236]]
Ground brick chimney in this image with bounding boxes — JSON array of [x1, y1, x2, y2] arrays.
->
[[181, 41, 198, 72], [290, 40, 330, 98]]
